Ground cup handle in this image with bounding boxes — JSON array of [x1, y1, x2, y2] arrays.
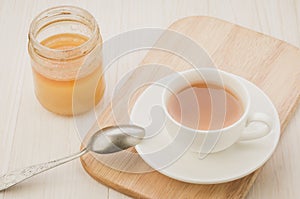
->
[[239, 113, 273, 141]]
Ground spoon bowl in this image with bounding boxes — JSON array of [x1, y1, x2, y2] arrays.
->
[[87, 125, 145, 154]]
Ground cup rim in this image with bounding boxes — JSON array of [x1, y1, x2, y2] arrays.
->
[[162, 68, 250, 134]]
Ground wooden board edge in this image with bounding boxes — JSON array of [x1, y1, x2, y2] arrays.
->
[[80, 154, 147, 199], [172, 16, 300, 51]]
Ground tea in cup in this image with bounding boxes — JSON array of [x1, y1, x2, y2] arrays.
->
[[162, 69, 272, 153]]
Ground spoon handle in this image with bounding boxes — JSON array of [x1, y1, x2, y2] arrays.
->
[[0, 149, 88, 191]]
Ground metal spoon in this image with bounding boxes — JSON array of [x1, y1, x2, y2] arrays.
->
[[0, 124, 145, 191]]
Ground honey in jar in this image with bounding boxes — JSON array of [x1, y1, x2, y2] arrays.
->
[[28, 6, 105, 115]]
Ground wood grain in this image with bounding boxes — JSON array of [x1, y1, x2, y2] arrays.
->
[[0, 1, 300, 199], [80, 16, 300, 199]]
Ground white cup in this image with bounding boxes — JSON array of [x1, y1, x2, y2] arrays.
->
[[162, 68, 272, 153]]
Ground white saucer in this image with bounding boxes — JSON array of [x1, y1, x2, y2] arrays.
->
[[131, 71, 280, 184]]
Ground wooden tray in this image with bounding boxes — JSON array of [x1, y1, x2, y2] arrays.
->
[[80, 16, 300, 199]]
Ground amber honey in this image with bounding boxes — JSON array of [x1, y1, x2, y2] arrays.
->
[[31, 33, 105, 115], [28, 6, 106, 115]]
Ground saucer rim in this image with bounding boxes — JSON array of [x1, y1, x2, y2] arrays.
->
[[133, 72, 280, 184]]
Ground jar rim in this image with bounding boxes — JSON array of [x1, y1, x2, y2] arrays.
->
[[28, 5, 100, 60]]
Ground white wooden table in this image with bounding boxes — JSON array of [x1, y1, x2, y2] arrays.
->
[[0, 0, 299, 198]]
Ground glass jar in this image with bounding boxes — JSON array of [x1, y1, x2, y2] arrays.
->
[[28, 6, 105, 116]]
